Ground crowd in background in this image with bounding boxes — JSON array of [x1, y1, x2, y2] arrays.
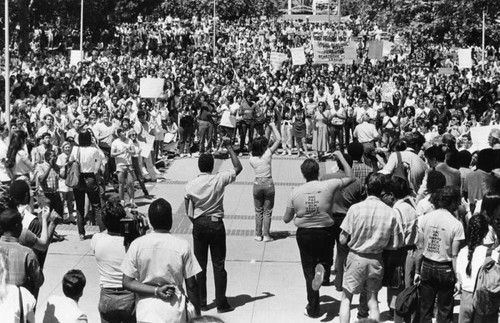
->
[[0, 14, 499, 323]]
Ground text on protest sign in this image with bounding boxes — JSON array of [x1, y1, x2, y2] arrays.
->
[[312, 40, 346, 65], [139, 78, 165, 98], [290, 47, 306, 66]]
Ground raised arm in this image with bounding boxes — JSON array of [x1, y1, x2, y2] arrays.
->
[[268, 122, 281, 153], [223, 136, 242, 176]]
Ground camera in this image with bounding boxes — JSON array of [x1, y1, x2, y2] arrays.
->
[[120, 210, 149, 248]]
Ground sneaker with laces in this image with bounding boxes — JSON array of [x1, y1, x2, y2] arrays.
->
[[312, 264, 325, 291]]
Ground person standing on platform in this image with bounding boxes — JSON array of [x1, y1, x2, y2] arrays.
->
[[184, 137, 242, 313]]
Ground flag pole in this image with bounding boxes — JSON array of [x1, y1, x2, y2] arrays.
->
[[5, 0, 10, 139]]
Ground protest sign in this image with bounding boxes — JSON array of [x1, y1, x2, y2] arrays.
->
[[368, 41, 383, 60], [344, 45, 357, 62], [312, 40, 345, 65], [139, 78, 165, 98], [438, 68, 454, 75], [290, 47, 306, 66], [458, 48, 473, 69], [382, 41, 395, 56], [69, 50, 84, 67], [470, 126, 499, 151], [381, 81, 396, 102], [140, 132, 155, 158], [270, 52, 288, 71]]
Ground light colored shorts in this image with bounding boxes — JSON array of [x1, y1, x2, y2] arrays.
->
[[343, 251, 383, 294]]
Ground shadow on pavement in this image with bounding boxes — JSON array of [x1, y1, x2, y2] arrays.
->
[[270, 231, 293, 241], [319, 295, 357, 322], [227, 291, 275, 308]]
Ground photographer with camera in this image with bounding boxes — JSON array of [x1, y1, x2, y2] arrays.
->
[[91, 196, 137, 323], [121, 198, 202, 323]]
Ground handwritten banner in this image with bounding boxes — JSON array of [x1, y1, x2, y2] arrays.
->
[[312, 40, 347, 65]]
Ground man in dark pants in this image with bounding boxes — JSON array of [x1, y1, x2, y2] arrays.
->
[[184, 137, 242, 313], [320, 154, 365, 290], [284, 154, 354, 318]]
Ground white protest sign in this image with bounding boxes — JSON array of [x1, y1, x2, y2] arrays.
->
[[344, 44, 357, 63], [140, 132, 156, 158], [290, 47, 306, 66], [380, 81, 396, 102], [312, 40, 345, 65], [139, 78, 165, 98], [458, 48, 473, 69], [69, 50, 84, 67], [382, 41, 395, 57], [270, 52, 288, 71], [470, 126, 499, 151]]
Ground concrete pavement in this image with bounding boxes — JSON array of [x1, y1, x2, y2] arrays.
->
[[33, 156, 460, 323]]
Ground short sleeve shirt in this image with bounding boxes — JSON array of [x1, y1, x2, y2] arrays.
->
[[341, 196, 400, 254], [185, 169, 236, 219], [249, 149, 272, 178], [286, 179, 344, 228], [121, 232, 201, 323], [419, 209, 465, 262]]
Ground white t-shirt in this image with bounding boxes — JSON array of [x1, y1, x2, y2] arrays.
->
[[121, 232, 202, 323], [457, 245, 499, 292], [70, 146, 104, 174], [0, 285, 35, 323], [249, 149, 272, 178], [0, 139, 11, 182], [111, 138, 134, 167], [91, 232, 127, 288], [43, 295, 87, 323], [353, 122, 379, 143], [419, 209, 465, 262]]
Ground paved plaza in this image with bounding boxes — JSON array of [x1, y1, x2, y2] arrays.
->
[[34, 157, 461, 323]]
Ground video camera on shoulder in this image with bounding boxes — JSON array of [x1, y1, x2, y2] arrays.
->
[[120, 210, 149, 248]]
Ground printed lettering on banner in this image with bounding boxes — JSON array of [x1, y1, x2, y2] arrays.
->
[[139, 78, 165, 98], [270, 52, 288, 71], [69, 50, 84, 67], [312, 40, 346, 65], [290, 47, 306, 66], [470, 126, 500, 151], [458, 48, 473, 69]]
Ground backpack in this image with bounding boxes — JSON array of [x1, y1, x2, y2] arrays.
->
[[472, 249, 500, 316], [65, 148, 81, 189]]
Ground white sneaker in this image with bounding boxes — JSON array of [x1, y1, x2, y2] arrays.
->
[[312, 264, 325, 291], [254, 236, 263, 242]]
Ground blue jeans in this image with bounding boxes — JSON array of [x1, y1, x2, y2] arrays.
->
[[253, 177, 275, 237], [296, 226, 335, 317], [198, 120, 214, 153], [98, 288, 136, 323], [192, 216, 229, 309], [419, 258, 455, 323]]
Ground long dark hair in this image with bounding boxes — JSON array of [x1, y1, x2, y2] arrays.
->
[[5, 130, 27, 168], [466, 214, 489, 276]]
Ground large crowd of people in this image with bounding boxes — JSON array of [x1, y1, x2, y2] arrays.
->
[[0, 13, 500, 323]]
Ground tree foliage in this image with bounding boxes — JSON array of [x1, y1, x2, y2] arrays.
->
[[342, 0, 500, 45]]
